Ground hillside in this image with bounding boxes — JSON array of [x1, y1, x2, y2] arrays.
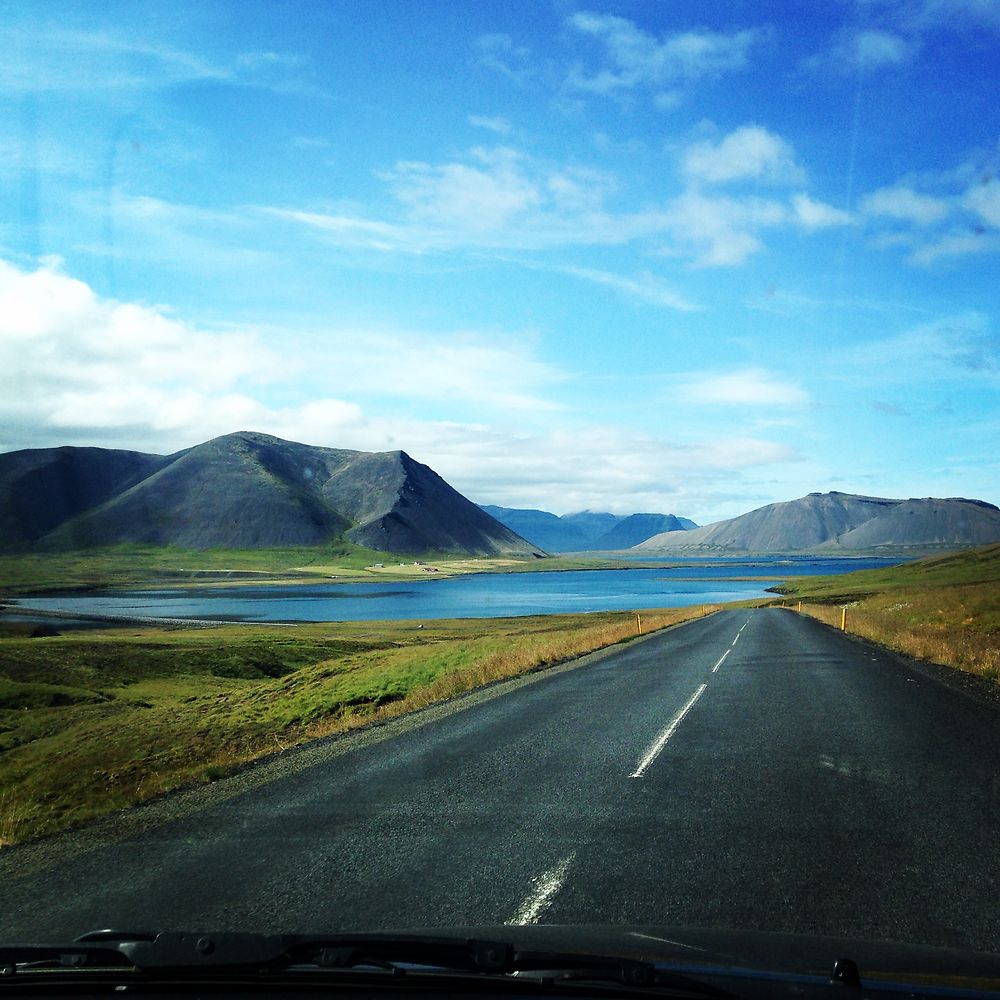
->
[[480, 506, 697, 551], [591, 513, 695, 549], [826, 498, 1000, 550], [0, 432, 543, 557], [479, 506, 591, 552], [778, 540, 1000, 599], [636, 491, 1000, 554], [0, 446, 171, 549]]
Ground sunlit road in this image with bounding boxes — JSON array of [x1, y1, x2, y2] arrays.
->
[[3, 609, 1000, 950]]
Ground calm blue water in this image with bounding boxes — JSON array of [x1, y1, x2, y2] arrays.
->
[[11, 557, 901, 624]]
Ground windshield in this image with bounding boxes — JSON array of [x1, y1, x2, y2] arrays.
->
[[2, 0, 1000, 973]]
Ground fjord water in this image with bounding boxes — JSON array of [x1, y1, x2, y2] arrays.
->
[[14, 558, 898, 624]]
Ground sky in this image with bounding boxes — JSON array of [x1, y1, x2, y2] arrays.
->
[[1, 0, 998, 522]]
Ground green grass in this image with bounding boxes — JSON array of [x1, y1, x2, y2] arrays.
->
[[776, 543, 1000, 682], [774, 542, 1000, 599], [0, 545, 622, 597], [0, 678, 109, 710], [0, 543, 402, 595], [0, 606, 716, 846]]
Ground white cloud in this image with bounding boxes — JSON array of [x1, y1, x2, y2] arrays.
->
[[0, 24, 315, 97], [394, 421, 799, 518], [660, 190, 787, 267], [806, 27, 919, 76], [469, 115, 512, 135], [861, 185, 950, 225], [265, 209, 424, 252], [298, 327, 566, 413], [964, 182, 1000, 228], [913, 0, 1000, 33], [555, 265, 700, 311], [64, 190, 276, 274], [677, 369, 810, 407], [546, 166, 618, 212], [268, 141, 854, 267], [847, 29, 914, 70], [653, 90, 684, 111], [743, 286, 927, 320], [807, 3, 999, 80], [566, 13, 758, 95], [381, 147, 542, 231], [0, 27, 224, 93], [910, 231, 999, 266], [0, 257, 282, 389], [681, 125, 805, 186], [0, 258, 292, 450], [861, 167, 1000, 266], [792, 193, 854, 229], [0, 256, 568, 456], [474, 33, 532, 83], [847, 313, 998, 381], [266, 146, 645, 253]]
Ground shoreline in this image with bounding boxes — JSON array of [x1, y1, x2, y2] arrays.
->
[[0, 604, 293, 630], [0, 551, 905, 600], [0, 556, 907, 631]]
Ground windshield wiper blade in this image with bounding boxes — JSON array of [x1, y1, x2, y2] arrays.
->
[[2, 931, 733, 998], [66, 930, 513, 974]]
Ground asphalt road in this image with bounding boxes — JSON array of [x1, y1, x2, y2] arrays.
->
[[3, 609, 1000, 950]]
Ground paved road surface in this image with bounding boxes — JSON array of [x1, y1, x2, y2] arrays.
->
[[3, 609, 999, 950]]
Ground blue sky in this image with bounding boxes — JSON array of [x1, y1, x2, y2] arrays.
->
[[1, 0, 998, 521]]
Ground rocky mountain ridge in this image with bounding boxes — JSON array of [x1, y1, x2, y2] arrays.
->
[[635, 491, 1000, 554], [0, 432, 542, 557]]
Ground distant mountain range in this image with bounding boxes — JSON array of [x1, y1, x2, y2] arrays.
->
[[4, 436, 998, 560], [634, 491, 1000, 554], [480, 506, 697, 552], [0, 432, 543, 557]]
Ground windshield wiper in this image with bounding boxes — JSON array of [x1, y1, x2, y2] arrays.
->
[[0, 930, 734, 997]]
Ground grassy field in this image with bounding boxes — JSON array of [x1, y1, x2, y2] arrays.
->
[[775, 543, 1000, 681], [0, 543, 387, 595], [0, 604, 715, 847], [0, 545, 640, 596]]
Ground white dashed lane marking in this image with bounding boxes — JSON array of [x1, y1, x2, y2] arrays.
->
[[629, 684, 707, 779], [506, 853, 576, 925]]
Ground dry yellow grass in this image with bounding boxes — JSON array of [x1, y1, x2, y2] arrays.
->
[[781, 586, 999, 682]]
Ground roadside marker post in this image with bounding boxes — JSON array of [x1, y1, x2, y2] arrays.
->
[[841, 607, 847, 631], [636, 613, 642, 635]]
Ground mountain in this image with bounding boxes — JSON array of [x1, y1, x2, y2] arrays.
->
[[590, 513, 696, 550], [828, 497, 1000, 550], [0, 432, 543, 557], [478, 506, 591, 553], [0, 445, 170, 550], [634, 491, 1000, 554], [480, 506, 697, 552], [560, 511, 621, 541]]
